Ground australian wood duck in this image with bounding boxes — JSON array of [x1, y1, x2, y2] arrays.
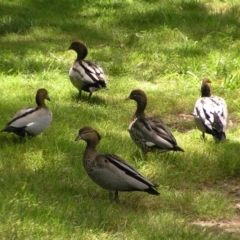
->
[[68, 40, 107, 99], [1, 88, 52, 137], [75, 126, 160, 201], [193, 78, 228, 141], [126, 89, 184, 154]]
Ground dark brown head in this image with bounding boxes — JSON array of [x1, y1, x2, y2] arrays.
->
[[126, 89, 148, 117], [75, 126, 101, 145], [36, 88, 50, 107], [201, 78, 211, 97], [68, 40, 88, 60], [126, 89, 147, 102]]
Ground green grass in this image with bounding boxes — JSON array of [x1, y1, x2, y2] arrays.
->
[[1, 0, 240, 239]]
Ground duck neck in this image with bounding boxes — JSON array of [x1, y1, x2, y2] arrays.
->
[[76, 47, 88, 61], [36, 97, 47, 108], [201, 83, 211, 97], [135, 101, 146, 118], [201, 81, 211, 97], [84, 141, 98, 155]]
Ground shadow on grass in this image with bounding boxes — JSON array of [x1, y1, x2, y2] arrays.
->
[[116, 1, 240, 40], [1, 133, 240, 238], [1, 1, 240, 238], [1, 0, 240, 73], [70, 92, 109, 105], [1, 0, 239, 38], [1, 105, 240, 237]]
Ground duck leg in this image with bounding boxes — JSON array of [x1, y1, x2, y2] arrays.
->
[[78, 90, 82, 100], [142, 150, 148, 160], [109, 191, 119, 202], [88, 92, 92, 100], [114, 191, 119, 201]]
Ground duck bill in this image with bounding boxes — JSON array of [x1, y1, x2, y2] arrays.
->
[[75, 135, 82, 141], [125, 96, 131, 100]]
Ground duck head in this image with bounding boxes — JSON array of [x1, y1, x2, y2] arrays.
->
[[126, 89, 147, 117], [68, 40, 88, 60], [126, 89, 147, 102], [75, 126, 101, 144], [35, 88, 50, 107]]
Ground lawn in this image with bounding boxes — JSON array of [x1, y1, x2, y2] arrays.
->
[[1, 0, 240, 239]]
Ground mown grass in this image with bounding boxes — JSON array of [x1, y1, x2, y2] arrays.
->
[[1, 0, 240, 239]]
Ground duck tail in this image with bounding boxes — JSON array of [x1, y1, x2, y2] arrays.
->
[[220, 132, 226, 141], [174, 145, 184, 152], [145, 187, 160, 196], [1, 126, 9, 132], [212, 113, 226, 141], [1, 126, 26, 137], [213, 130, 226, 142]]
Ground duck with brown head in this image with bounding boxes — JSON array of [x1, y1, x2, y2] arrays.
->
[[126, 89, 184, 155], [75, 126, 160, 201], [193, 78, 228, 141], [68, 40, 108, 100], [1, 88, 53, 138]]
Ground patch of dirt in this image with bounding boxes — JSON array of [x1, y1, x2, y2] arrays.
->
[[193, 179, 240, 237], [192, 218, 240, 236], [164, 113, 195, 133], [165, 113, 240, 133]]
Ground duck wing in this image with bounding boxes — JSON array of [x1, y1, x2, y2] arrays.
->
[[194, 96, 227, 140], [3, 107, 52, 136], [91, 153, 159, 195], [131, 117, 179, 150], [6, 107, 38, 127], [194, 97, 215, 133], [210, 96, 228, 131], [71, 60, 106, 85]]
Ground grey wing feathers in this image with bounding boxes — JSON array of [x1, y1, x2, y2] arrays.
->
[[148, 117, 177, 144], [7, 107, 38, 126], [80, 60, 106, 82], [194, 96, 228, 139], [104, 154, 158, 187], [210, 96, 228, 131], [134, 118, 177, 148], [91, 153, 159, 193], [194, 98, 214, 133]]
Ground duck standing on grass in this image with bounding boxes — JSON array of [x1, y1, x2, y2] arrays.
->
[[1, 88, 52, 138], [68, 40, 107, 100], [193, 78, 228, 141], [75, 126, 160, 201], [126, 89, 184, 154]]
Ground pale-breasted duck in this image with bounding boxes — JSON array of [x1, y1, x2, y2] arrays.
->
[[68, 40, 107, 99], [193, 78, 228, 141], [75, 126, 160, 201], [126, 89, 184, 154], [1, 88, 53, 137]]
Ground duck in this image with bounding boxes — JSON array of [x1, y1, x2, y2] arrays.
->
[[75, 126, 160, 201], [126, 89, 184, 154], [68, 40, 107, 99], [193, 78, 228, 141], [1, 88, 53, 137]]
